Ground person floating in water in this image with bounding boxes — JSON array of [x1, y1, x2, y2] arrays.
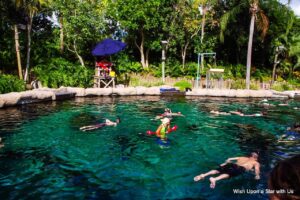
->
[[80, 117, 120, 132], [194, 152, 260, 189], [155, 108, 184, 120], [210, 110, 231, 116], [155, 118, 171, 141], [278, 123, 300, 142], [229, 109, 265, 117]]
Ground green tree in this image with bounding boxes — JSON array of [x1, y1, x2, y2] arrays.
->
[[51, 0, 108, 66], [110, 0, 171, 69], [172, 0, 201, 68], [15, 0, 48, 82]]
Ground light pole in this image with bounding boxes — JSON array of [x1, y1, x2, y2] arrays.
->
[[161, 40, 168, 83]]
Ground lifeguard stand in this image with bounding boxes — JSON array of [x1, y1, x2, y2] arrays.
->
[[93, 61, 115, 88], [206, 68, 224, 89]]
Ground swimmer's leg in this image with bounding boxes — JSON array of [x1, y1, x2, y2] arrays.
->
[[80, 123, 105, 131], [209, 174, 229, 189], [194, 170, 220, 182], [80, 125, 93, 131]]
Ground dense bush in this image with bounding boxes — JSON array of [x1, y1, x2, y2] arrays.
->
[[115, 53, 143, 74], [230, 79, 246, 89], [0, 74, 25, 94], [271, 81, 293, 91], [174, 80, 192, 91], [32, 58, 94, 88]]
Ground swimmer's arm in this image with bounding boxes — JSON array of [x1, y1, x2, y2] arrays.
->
[[225, 157, 240, 163], [254, 162, 260, 180], [220, 157, 239, 166], [166, 124, 171, 133], [277, 134, 287, 141]]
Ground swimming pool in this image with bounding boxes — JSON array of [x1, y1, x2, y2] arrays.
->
[[0, 96, 299, 199]]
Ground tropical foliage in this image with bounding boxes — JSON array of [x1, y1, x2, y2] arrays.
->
[[0, 0, 299, 92], [0, 74, 25, 94], [32, 58, 93, 88]]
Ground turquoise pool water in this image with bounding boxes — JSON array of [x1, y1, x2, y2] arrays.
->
[[0, 96, 299, 200]]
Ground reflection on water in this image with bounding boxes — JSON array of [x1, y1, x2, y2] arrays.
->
[[0, 96, 299, 199]]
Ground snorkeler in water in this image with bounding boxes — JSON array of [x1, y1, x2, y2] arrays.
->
[[155, 108, 184, 120], [80, 117, 120, 132], [194, 152, 260, 189], [278, 123, 300, 142], [210, 110, 231, 116], [229, 109, 265, 117]]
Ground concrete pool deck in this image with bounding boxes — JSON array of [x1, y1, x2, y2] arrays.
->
[[0, 86, 299, 108]]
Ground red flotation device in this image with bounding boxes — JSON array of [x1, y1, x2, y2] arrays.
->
[[146, 125, 178, 135]]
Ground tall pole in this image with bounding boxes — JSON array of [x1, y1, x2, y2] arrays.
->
[[162, 50, 165, 83], [196, 53, 200, 88], [161, 41, 168, 83]]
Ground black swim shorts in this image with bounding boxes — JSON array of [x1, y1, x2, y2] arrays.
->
[[216, 163, 246, 177]]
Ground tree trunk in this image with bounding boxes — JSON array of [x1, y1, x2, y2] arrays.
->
[[59, 14, 64, 54], [200, 6, 207, 44], [135, 30, 147, 69], [271, 53, 279, 84], [24, 13, 33, 82], [73, 41, 84, 66], [145, 48, 149, 68], [140, 43, 146, 68], [246, 13, 255, 90], [14, 24, 23, 80], [181, 42, 189, 69]]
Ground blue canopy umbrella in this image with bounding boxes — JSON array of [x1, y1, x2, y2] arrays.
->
[[92, 38, 126, 56]]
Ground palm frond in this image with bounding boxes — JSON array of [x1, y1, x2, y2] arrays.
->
[[256, 10, 269, 39], [219, 5, 242, 43], [285, 14, 294, 36]]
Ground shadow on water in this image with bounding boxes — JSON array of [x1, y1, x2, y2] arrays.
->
[[0, 147, 115, 199], [69, 112, 100, 129], [234, 124, 277, 153]]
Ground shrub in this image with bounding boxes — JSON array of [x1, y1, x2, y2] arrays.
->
[[32, 58, 93, 88], [230, 79, 246, 89], [129, 76, 163, 87], [271, 82, 293, 91], [0, 74, 25, 94], [250, 83, 259, 90], [174, 80, 192, 91]]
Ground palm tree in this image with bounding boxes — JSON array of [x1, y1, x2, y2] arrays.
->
[[220, 0, 269, 89], [14, 24, 23, 80]]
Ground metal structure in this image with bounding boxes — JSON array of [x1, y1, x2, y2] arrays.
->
[[206, 68, 224, 89], [195, 52, 216, 88]]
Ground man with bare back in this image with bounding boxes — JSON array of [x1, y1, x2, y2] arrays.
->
[[194, 152, 260, 189]]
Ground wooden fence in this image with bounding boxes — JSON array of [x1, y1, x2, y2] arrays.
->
[[126, 74, 272, 90]]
